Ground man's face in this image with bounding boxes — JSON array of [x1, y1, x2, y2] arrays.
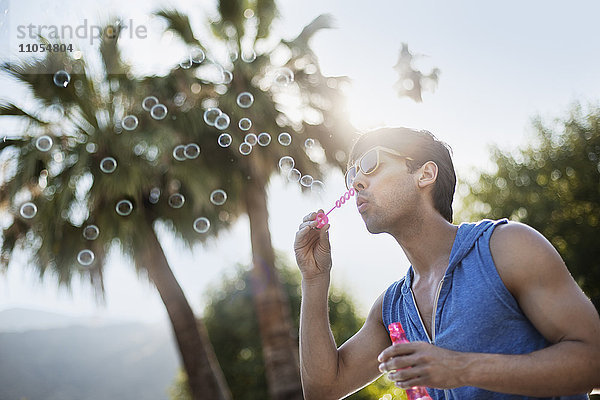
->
[[349, 147, 420, 234]]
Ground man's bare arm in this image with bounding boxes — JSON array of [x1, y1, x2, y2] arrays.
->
[[295, 211, 391, 399], [300, 285, 391, 399], [466, 222, 600, 395]]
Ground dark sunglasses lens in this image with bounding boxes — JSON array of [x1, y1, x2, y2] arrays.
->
[[360, 149, 379, 174]]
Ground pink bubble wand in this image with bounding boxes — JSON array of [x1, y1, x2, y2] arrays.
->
[[315, 188, 355, 228]]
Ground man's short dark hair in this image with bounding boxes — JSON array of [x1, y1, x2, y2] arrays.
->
[[348, 127, 456, 222]]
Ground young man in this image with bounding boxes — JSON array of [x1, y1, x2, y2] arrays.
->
[[294, 127, 600, 399]]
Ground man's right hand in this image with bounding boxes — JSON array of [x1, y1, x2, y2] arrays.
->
[[294, 210, 332, 281]]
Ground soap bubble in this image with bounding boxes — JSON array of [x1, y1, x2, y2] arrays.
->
[[193, 217, 210, 233], [173, 92, 186, 106], [273, 67, 294, 86], [300, 175, 314, 187], [173, 145, 186, 161], [35, 135, 53, 151], [221, 70, 233, 84], [142, 96, 159, 111], [238, 118, 252, 131], [218, 133, 232, 147], [210, 189, 227, 205], [278, 156, 294, 172], [204, 108, 222, 126], [122, 115, 138, 131], [239, 142, 252, 155], [257, 132, 271, 146], [304, 138, 315, 148], [184, 143, 200, 159], [168, 193, 185, 208], [311, 180, 325, 193], [244, 133, 258, 146], [115, 200, 133, 216], [149, 187, 161, 204], [241, 50, 256, 63], [287, 168, 301, 182], [77, 249, 95, 266], [150, 104, 168, 120], [215, 113, 231, 130], [82, 225, 99, 240], [191, 47, 205, 63], [19, 202, 37, 219], [53, 70, 70, 88], [179, 55, 193, 69], [100, 157, 117, 173], [86, 143, 97, 153], [278, 132, 291, 146], [236, 92, 254, 108]]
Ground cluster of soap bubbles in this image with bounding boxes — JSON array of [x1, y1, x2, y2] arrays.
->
[[142, 96, 168, 121], [42, 62, 306, 268], [179, 47, 206, 69], [119, 96, 168, 132], [278, 156, 324, 193], [76, 224, 100, 268], [191, 189, 227, 234], [237, 131, 274, 155], [173, 143, 201, 161], [203, 107, 231, 130]]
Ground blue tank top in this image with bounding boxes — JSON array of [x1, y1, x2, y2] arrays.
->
[[382, 219, 589, 400]]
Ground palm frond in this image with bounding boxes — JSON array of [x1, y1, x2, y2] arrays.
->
[[0, 102, 48, 125], [285, 14, 336, 51], [256, 0, 277, 39], [99, 19, 129, 77], [155, 9, 198, 45]]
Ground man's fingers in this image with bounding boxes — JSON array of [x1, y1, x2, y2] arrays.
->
[[302, 210, 324, 223], [378, 343, 415, 362], [298, 220, 319, 230], [319, 223, 330, 242]]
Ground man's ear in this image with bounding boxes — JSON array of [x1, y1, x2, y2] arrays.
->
[[417, 161, 438, 189]]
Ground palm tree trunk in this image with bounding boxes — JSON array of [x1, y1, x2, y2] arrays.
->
[[138, 218, 232, 400], [244, 169, 304, 400]]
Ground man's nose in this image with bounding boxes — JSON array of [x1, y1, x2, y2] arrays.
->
[[352, 172, 366, 191]]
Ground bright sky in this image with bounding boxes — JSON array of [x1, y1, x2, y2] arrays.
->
[[1, 0, 599, 323]]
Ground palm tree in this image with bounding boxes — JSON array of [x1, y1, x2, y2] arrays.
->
[[1, 2, 356, 399], [152, 3, 356, 398], [0, 32, 232, 400]]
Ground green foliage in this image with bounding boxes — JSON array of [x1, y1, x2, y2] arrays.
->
[[169, 256, 404, 400], [460, 103, 600, 309]]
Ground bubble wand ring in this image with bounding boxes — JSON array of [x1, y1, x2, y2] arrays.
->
[[315, 188, 355, 228]]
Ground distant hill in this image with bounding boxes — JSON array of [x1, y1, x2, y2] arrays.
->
[[0, 307, 121, 332], [0, 309, 180, 400]]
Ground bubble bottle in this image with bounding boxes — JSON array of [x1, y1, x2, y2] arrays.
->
[[388, 322, 433, 400]]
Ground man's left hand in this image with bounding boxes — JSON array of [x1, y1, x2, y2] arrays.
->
[[377, 341, 469, 389]]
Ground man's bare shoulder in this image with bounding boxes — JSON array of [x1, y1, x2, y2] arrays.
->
[[489, 221, 566, 293]]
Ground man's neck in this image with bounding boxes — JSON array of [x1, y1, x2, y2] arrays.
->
[[390, 210, 458, 282]]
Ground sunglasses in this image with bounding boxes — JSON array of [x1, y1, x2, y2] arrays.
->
[[345, 146, 413, 190]]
